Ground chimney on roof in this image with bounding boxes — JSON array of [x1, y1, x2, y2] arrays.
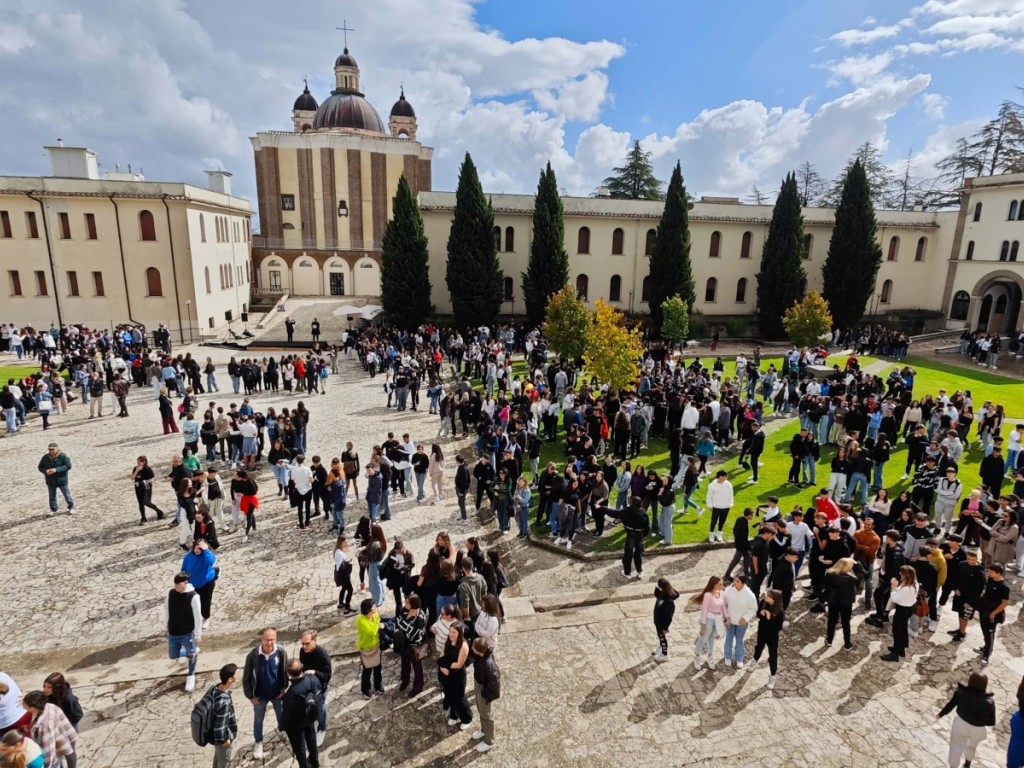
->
[[205, 170, 233, 195]]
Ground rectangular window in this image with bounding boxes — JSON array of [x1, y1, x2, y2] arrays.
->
[[281, 194, 295, 211], [67, 270, 80, 297], [92, 271, 105, 296], [58, 212, 71, 239], [26, 212, 38, 238], [85, 213, 97, 240], [35, 270, 48, 296], [9, 270, 22, 296], [0, 211, 11, 238]]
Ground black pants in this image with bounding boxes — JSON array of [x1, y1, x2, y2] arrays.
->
[[753, 629, 779, 674], [196, 581, 215, 620], [629, 434, 643, 458], [891, 605, 912, 656], [592, 505, 607, 536], [826, 602, 852, 646], [709, 507, 729, 533], [286, 724, 319, 768], [723, 549, 751, 580], [134, 484, 164, 521], [980, 614, 1000, 659], [749, 451, 762, 481], [613, 433, 629, 460], [535, 493, 548, 526], [788, 457, 802, 484], [475, 484, 495, 510], [296, 492, 312, 528], [361, 663, 382, 695], [872, 583, 891, 619], [622, 532, 644, 575]]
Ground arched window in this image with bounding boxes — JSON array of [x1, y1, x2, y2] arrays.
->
[[200, 214, 206, 243], [504, 226, 514, 253], [803, 233, 813, 260], [577, 226, 590, 254], [641, 275, 652, 302], [612, 228, 624, 255], [609, 275, 621, 302], [145, 267, 163, 296], [1000, 241, 1010, 261], [880, 279, 892, 304], [996, 294, 1009, 313], [735, 277, 747, 303], [709, 231, 721, 259], [493, 226, 501, 251], [973, 202, 983, 222], [887, 236, 899, 262], [740, 231, 752, 259], [644, 228, 656, 256], [503, 276, 514, 301], [1012, 241, 1020, 262], [950, 290, 970, 320], [139, 210, 156, 241], [1018, 200, 1024, 221], [704, 277, 717, 303], [965, 241, 975, 260], [245, 260, 251, 282], [575, 273, 589, 301], [204, 266, 211, 294], [915, 236, 927, 262], [1009, 201, 1018, 220]]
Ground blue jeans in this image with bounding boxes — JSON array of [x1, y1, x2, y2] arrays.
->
[[206, 373, 218, 392], [317, 690, 328, 733], [368, 561, 384, 606], [331, 502, 346, 531], [381, 485, 391, 520], [47, 482, 74, 512], [723, 622, 749, 662], [496, 498, 511, 532], [872, 462, 886, 490], [252, 698, 283, 743], [415, 473, 426, 500], [231, 375, 240, 394], [660, 504, 675, 544], [436, 594, 458, 617], [845, 472, 869, 506], [167, 633, 198, 675], [367, 501, 379, 522], [802, 456, 817, 485], [818, 417, 831, 444], [4, 407, 16, 433], [615, 490, 629, 511], [548, 501, 560, 534]]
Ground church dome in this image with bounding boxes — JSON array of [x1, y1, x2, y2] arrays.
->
[[313, 93, 386, 133], [335, 48, 358, 68], [390, 90, 415, 118], [293, 83, 318, 112]]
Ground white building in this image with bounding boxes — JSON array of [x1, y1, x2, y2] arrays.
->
[[0, 146, 253, 342]]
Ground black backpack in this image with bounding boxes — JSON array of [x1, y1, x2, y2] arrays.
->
[[301, 686, 320, 727], [190, 686, 218, 746]]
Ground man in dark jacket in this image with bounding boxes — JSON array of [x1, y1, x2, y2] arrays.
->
[[454, 455, 471, 525], [979, 448, 1006, 498], [473, 455, 496, 512], [38, 442, 74, 516], [470, 638, 501, 753], [298, 630, 332, 746], [723, 507, 754, 581], [788, 430, 809, 485], [281, 659, 321, 768], [948, 548, 986, 642], [242, 628, 289, 760], [866, 530, 905, 627], [617, 497, 650, 579], [749, 526, 775, 596]]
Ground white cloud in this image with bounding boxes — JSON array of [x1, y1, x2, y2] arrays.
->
[[830, 23, 904, 47], [533, 72, 610, 122], [827, 52, 894, 86], [920, 92, 950, 119], [0, 21, 35, 54]]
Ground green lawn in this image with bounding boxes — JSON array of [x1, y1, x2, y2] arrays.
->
[[0, 364, 46, 382], [901, 356, 1024, 418]]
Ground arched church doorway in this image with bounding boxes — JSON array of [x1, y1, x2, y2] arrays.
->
[[969, 271, 1024, 335]]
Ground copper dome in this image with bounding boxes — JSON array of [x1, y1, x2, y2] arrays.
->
[[293, 83, 319, 112], [313, 93, 386, 133], [390, 90, 415, 118]]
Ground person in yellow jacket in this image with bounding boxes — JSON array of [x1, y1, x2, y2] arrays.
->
[[929, 538, 948, 590], [356, 599, 384, 699]]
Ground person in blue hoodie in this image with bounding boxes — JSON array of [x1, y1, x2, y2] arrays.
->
[[1009, 709, 1024, 768], [652, 577, 679, 662], [181, 539, 217, 630]]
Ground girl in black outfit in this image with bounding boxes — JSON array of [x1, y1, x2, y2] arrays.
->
[[652, 577, 679, 661], [43, 672, 83, 730], [130, 455, 165, 524], [193, 508, 220, 551], [749, 589, 784, 690], [438, 620, 473, 728], [823, 557, 860, 650], [354, 515, 372, 590]]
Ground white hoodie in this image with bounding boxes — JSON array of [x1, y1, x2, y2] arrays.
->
[[723, 584, 758, 624]]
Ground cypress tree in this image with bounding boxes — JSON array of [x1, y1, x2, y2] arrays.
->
[[755, 172, 807, 339], [821, 159, 883, 329], [522, 162, 569, 326], [647, 162, 694, 334], [445, 153, 504, 328], [380, 174, 432, 328]]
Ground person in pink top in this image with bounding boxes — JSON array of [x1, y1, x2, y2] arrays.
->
[[691, 576, 730, 670]]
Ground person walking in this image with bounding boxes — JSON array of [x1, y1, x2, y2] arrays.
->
[[131, 455, 166, 524], [356, 600, 384, 699], [723, 508, 754, 581], [977, 563, 1010, 667], [38, 443, 74, 516], [705, 470, 734, 543], [692, 576, 729, 670], [41, 674, 81, 731], [242, 628, 288, 760], [936, 672, 996, 768], [181, 539, 217, 630], [748, 589, 785, 690], [652, 577, 679, 662], [618, 497, 651, 580], [207, 664, 238, 768], [164, 572, 202, 692], [298, 630, 332, 747], [281, 659, 321, 768], [880, 565, 919, 662], [470, 638, 501, 753], [723, 575, 758, 668]]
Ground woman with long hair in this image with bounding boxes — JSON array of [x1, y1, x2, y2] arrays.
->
[[429, 444, 446, 503], [364, 523, 388, 608], [748, 589, 785, 690], [41, 673, 82, 731], [880, 565, 919, 662], [334, 535, 355, 615], [437, 620, 473, 729], [130, 455, 165, 525], [341, 442, 361, 500], [823, 557, 860, 651], [691, 576, 729, 670]]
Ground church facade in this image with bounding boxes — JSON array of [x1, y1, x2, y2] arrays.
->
[[249, 49, 1023, 335]]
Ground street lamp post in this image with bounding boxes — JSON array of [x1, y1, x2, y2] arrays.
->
[[185, 299, 194, 344]]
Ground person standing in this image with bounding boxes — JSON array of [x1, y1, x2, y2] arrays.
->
[[298, 630, 332, 747], [208, 664, 238, 768], [977, 563, 1010, 666], [880, 565, 919, 662], [285, 318, 295, 343], [618, 497, 651, 580], [692, 576, 729, 670], [310, 319, 321, 343], [705, 470, 734, 543], [396, 595, 428, 698], [356, 600, 384, 698], [164, 572, 202, 692], [823, 558, 860, 651], [747, 589, 784, 690], [722, 575, 757, 668], [936, 672, 996, 768], [281, 659, 321, 768], [242, 628, 289, 760], [651, 578, 679, 662], [749, 526, 775, 597], [290, 455, 315, 530], [470, 638, 501, 753], [38, 443, 74, 516], [723, 508, 754, 581], [182, 539, 217, 630], [438, 621, 473, 730], [21, 691, 77, 768], [112, 372, 130, 417], [454, 455, 471, 526]]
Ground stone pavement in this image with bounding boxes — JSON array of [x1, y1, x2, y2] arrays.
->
[[0, 348, 1020, 767]]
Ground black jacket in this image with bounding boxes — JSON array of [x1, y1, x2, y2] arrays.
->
[[732, 516, 751, 552], [454, 464, 471, 493], [956, 562, 986, 604], [653, 587, 679, 630], [824, 571, 859, 606], [472, 653, 501, 702], [242, 646, 289, 701], [299, 644, 333, 691], [281, 675, 321, 731], [620, 503, 651, 537], [938, 684, 996, 727]]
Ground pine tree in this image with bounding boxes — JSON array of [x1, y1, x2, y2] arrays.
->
[[445, 153, 504, 329], [646, 162, 694, 334], [821, 159, 883, 329], [601, 140, 663, 200], [755, 173, 807, 340], [380, 174, 432, 328], [522, 163, 569, 326], [823, 142, 898, 209]]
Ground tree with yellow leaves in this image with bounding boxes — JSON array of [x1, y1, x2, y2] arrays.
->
[[782, 290, 833, 348], [543, 284, 589, 362], [584, 300, 644, 391]]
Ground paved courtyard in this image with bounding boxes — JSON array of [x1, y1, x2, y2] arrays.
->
[[1, 346, 1020, 767]]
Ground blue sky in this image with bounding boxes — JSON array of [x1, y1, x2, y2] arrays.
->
[[0, 0, 1022, 204]]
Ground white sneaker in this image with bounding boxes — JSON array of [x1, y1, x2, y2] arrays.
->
[[928, 620, 938, 632], [565, 540, 573, 550], [653, 652, 668, 663], [47, 509, 55, 517], [315, 730, 325, 747], [697, 508, 706, 517], [555, 537, 565, 545], [782, 620, 790, 629], [908, 628, 920, 637], [767, 674, 777, 690], [707, 659, 717, 670], [476, 742, 494, 753], [471, 730, 485, 740], [459, 723, 472, 731], [241, 535, 249, 544], [621, 568, 629, 579], [252, 743, 263, 759], [747, 658, 758, 671], [202, 618, 211, 630], [708, 534, 716, 543], [693, 657, 702, 670], [736, 660, 744, 669], [447, 718, 459, 726], [67, 508, 75, 515], [184, 674, 196, 692]]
